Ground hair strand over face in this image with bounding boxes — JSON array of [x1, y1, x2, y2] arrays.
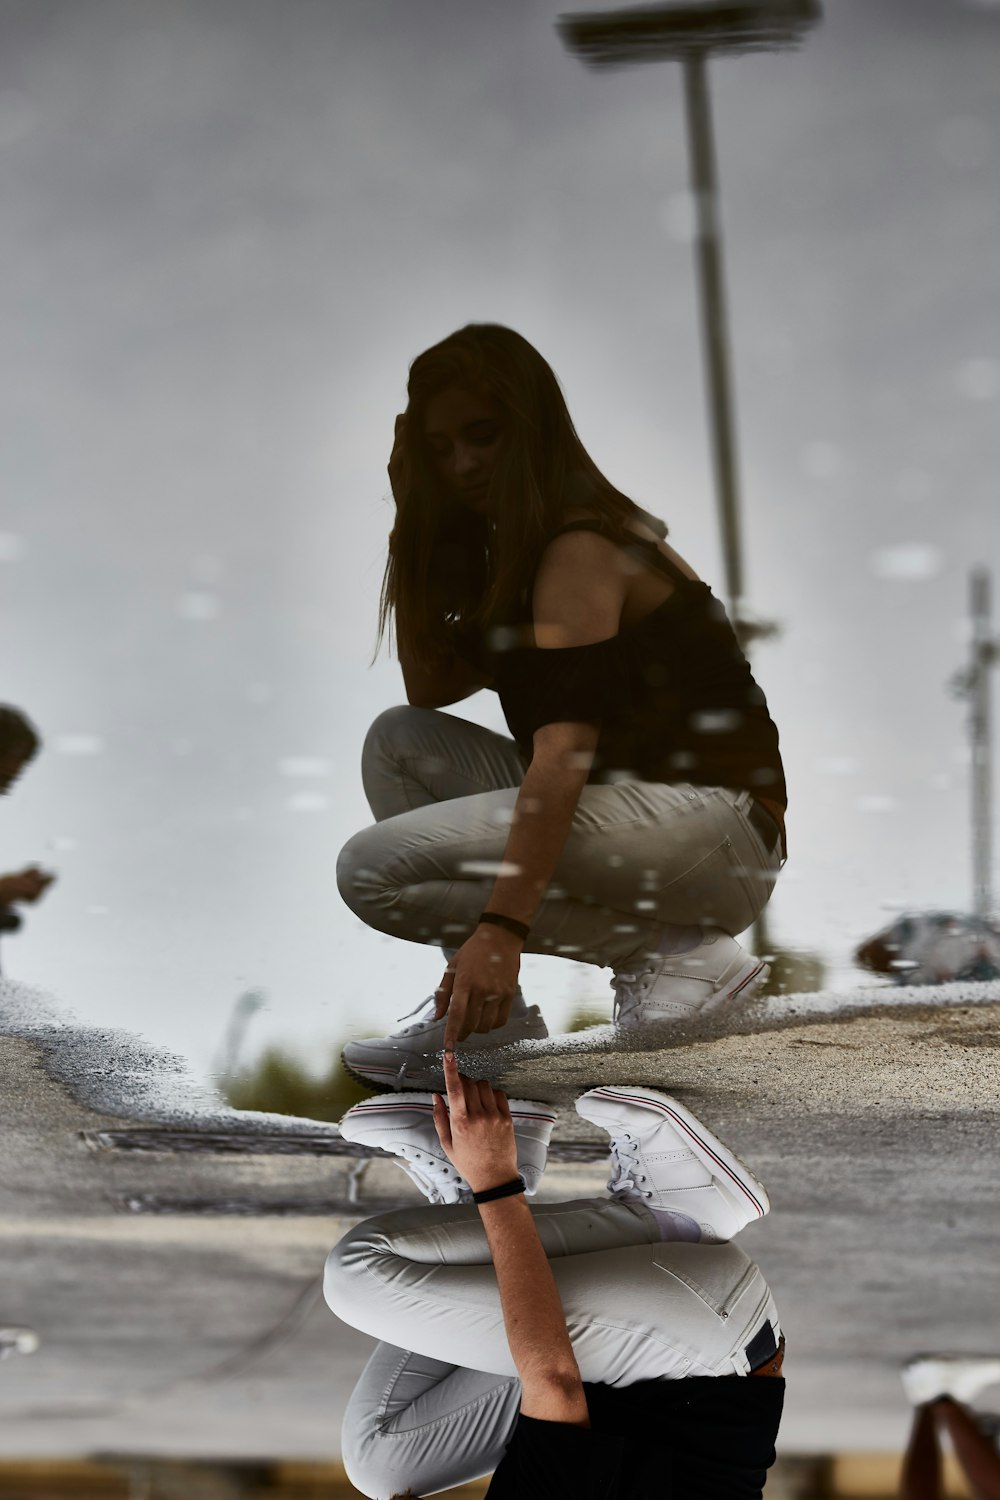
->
[[374, 323, 665, 670]]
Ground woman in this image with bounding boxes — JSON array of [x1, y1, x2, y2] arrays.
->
[[337, 324, 786, 1086], [325, 1053, 786, 1498]]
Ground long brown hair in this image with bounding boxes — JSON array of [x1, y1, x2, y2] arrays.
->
[[375, 323, 665, 670]]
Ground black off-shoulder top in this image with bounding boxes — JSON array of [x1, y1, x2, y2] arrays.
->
[[484, 1373, 786, 1499], [456, 519, 787, 812]]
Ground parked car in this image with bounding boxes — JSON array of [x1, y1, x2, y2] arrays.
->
[[855, 910, 1000, 985]]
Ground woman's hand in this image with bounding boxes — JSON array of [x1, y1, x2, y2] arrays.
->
[[434, 925, 523, 1049], [431, 1051, 519, 1195], [0, 866, 56, 904]]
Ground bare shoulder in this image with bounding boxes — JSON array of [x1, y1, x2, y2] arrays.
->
[[535, 527, 622, 577], [535, 509, 630, 579], [554, 507, 700, 584], [536, 513, 701, 600], [532, 524, 628, 648]]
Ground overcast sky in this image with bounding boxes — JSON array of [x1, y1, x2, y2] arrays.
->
[[2, 0, 999, 1082]]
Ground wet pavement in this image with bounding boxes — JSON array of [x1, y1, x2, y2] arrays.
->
[[1, 976, 999, 1459]]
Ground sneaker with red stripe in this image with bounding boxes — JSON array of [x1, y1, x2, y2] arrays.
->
[[575, 1085, 769, 1242], [611, 930, 769, 1033], [337, 1092, 558, 1204]]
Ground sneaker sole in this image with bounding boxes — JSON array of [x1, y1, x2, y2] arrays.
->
[[339, 1092, 557, 1137], [337, 1092, 440, 1142], [338, 1092, 558, 1198], [576, 1085, 769, 1221]]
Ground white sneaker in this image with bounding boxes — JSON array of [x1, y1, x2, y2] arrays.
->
[[901, 1354, 1000, 1407], [611, 930, 769, 1032], [575, 1085, 769, 1242], [341, 991, 549, 1091], [337, 1092, 558, 1203]]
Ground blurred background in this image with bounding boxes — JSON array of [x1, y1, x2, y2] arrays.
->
[[2, 0, 1000, 1492], [3, 0, 1000, 1090]]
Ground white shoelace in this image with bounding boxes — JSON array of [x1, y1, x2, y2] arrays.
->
[[391, 994, 442, 1035], [604, 1131, 651, 1200], [396, 1144, 470, 1205]]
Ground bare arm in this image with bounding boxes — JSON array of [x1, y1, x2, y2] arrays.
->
[[439, 732, 598, 1046], [482, 730, 596, 924], [433, 1054, 590, 1427], [438, 531, 629, 1044], [483, 528, 627, 924], [478, 1194, 591, 1427]]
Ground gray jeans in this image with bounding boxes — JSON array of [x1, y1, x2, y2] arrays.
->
[[337, 705, 780, 970], [326, 1197, 781, 1498]]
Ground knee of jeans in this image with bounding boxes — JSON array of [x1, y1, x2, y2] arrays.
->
[[336, 827, 384, 916], [362, 703, 433, 768], [322, 1240, 350, 1319], [343, 1436, 423, 1500], [342, 1390, 464, 1500], [341, 1435, 392, 1500], [323, 1225, 377, 1319], [327, 1213, 427, 1318]]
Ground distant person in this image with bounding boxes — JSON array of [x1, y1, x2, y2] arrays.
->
[[900, 1355, 1000, 1500], [0, 705, 55, 971], [326, 1060, 785, 1498], [337, 323, 787, 1088], [856, 912, 1000, 986]]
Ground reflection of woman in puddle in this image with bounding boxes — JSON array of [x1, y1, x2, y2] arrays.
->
[[900, 1356, 1000, 1500], [337, 324, 786, 1088], [325, 1057, 785, 1497]]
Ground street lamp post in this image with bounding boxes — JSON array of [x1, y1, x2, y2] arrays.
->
[[682, 47, 744, 617], [969, 570, 996, 920], [949, 570, 998, 921], [557, 0, 820, 638], [952, 569, 999, 921], [558, 1, 821, 958]]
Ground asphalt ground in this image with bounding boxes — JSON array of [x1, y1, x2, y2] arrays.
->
[[1, 976, 999, 1460]]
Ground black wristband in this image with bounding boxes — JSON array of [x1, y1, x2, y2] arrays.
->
[[473, 1176, 526, 1204], [479, 911, 530, 941]]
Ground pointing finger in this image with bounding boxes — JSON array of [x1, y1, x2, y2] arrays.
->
[[431, 1093, 452, 1147], [444, 995, 467, 1052], [442, 1050, 467, 1114]]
